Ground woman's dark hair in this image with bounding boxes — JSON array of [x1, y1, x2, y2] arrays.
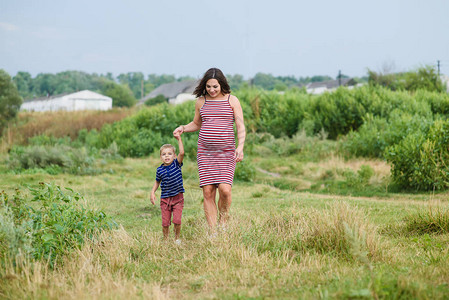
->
[[193, 68, 231, 98]]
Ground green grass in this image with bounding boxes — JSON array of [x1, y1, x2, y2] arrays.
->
[[1, 145, 449, 299]]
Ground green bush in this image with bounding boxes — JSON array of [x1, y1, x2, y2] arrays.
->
[[144, 94, 167, 106], [342, 112, 434, 158], [93, 102, 198, 158], [0, 183, 117, 266], [385, 119, 449, 191], [235, 88, 309, 138], [28, 134, 72, 146], [0, 191, 34, 260], [304, 87, 366, 139], [368, 66, 445, 93], [235, 160, 256, 182], [7, 145, 99, 175]]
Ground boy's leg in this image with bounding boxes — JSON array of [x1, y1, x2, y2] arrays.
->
[[172, 194, 184, 240], [160, 198, 171, 239], [163, 226, 170, 239], [174, 224, 181, 240]]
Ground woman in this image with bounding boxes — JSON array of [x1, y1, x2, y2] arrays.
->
[[173, 67, 245, 230]]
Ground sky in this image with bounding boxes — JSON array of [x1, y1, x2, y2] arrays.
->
[[1, 0, 449, 80]]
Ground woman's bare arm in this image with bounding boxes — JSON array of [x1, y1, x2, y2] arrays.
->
[[173, 98, 204, 136]]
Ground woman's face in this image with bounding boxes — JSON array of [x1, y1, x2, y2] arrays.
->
[[206, 79, 221, 98]]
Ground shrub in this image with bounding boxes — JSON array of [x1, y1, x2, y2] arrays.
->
[[235, 160, 256, 182], [0, 183, 117, 266], [144, 94, 167, 106], [256, 130, 336, 162], [342, 111, 434, 158], [7, 145, 99, 175], [385, 119, 449, 191], [95, 102, 198, 158], [304, 87, 366, 139], [235, 88, 309, 138], [0, 191, 34, 260]]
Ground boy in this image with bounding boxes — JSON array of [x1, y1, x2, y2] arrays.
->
[[150, 135, 185, 244]]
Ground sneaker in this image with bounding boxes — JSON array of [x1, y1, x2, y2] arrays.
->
[[175, 239, 181, 245]]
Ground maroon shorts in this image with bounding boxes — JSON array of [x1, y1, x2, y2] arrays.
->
[[160, 193, 184, 227]]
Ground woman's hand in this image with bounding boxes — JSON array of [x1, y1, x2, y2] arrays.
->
[[173, 125, 184, 137], [235, 146, 244, 162]]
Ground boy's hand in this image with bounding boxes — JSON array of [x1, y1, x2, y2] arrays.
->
[[150, 193, 156, 205], [173, 125, 184, 137]]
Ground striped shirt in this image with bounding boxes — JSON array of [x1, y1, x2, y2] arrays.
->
[[197, 96, 236, 186], [156, 159, 185, 198]]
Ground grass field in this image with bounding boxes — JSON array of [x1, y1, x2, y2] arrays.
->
[[1, 140, 449, 299]]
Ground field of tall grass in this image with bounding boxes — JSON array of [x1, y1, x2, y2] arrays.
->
[[1, 133, 449, 299], [2, 86, 449, 299]]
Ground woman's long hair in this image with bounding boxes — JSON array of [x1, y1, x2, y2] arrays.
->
[[193, 68, 231, 98]]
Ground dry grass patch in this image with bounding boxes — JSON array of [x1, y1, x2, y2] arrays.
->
[[2, 109, 133, 148]]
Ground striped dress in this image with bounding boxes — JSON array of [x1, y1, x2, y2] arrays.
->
[[197, 95, 236, 187]]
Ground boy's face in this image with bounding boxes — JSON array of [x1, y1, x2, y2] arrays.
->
[[160, 148, 176, 166]]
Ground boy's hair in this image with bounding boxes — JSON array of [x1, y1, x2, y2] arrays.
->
[[160, 144, 176, 155]]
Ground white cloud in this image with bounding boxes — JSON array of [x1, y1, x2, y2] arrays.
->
[[0, 22, 19, 32]]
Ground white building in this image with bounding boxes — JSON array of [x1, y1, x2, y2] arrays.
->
[[21, 90, 112, 112], [138, 80, 198, 105], [305, 78, 360, 95]]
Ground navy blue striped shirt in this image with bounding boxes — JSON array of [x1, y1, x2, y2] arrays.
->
[[156, 159, 185, 198]]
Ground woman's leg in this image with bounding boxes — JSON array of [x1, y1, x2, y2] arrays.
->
[[202, 184, 218, 228], [217, 183, 232, 225]]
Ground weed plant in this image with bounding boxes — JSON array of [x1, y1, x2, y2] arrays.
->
[[0, 183, 117, 267]]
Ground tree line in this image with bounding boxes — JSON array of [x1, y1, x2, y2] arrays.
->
[[9, 70, 361, 102], [1, 66, 444, 135]]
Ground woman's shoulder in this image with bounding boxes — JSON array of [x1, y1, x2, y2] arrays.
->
[[195, 97, 205, 106], [228, 94, 241, 106]]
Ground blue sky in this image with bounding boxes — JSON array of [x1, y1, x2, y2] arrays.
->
[[1, 0, 448, 79]]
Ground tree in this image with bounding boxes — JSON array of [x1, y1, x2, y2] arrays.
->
[[100, 79, 136, 107], [403, 66, 444, 92], [252, 73, 277, 90], [0, 69, 23, 133], [227, 74, 245, 90], [13, 71, 33, 99], [54, 70, 91, 94], [367, 69, 402, 91], [368, 65, 444, 92], [117, 72, 145, 99], [33, 73, 58, 96], [147, 74, 176, 88]]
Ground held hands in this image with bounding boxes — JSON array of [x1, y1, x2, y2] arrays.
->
[[173, 125, 184, 138]]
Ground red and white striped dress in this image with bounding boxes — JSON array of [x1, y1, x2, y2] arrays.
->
[[197, 95, 236, 187]]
